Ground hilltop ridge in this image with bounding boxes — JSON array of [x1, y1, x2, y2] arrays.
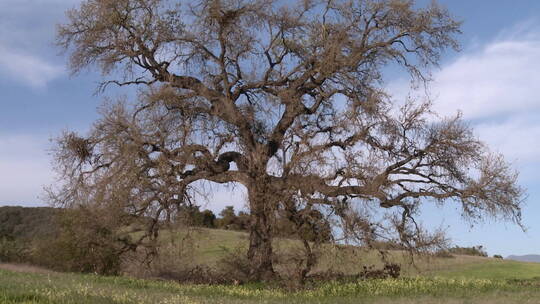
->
[[507, 255, 540, 263]]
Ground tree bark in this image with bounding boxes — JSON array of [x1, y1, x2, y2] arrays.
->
[[246, 181, 276, 281]]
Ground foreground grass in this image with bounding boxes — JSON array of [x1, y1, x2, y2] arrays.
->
[[3, 267, 540, 304]]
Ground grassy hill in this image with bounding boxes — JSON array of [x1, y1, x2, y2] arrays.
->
[[0, 206, 531, 277], [3, 208, 540, 303], [151, 227, 512, 277]]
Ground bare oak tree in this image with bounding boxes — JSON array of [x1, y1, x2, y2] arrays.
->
[[51, 0, 524, 280]]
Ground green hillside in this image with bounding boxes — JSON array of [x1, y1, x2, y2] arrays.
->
[[0, 207, 534, 278], [434, 259, 540, 280], [152, 227, 516, 278]]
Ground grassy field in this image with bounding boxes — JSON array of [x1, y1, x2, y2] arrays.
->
[[3, 264, 540, 304], [3, 228, 540, 303]]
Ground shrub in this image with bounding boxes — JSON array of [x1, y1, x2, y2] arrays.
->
[[0, 206, 59, 240], [447, 245, 488, 257], [359, 263, 401, 279], [0, 206, 59, 264], [307, 262, 402, 285], [494, 254, 504, 259], [30, 208, 122, 275], [0, 237, 27, 263], [175, 205, 217, 228], [216, 247, 252, 283], [434, 250, 453, 258]]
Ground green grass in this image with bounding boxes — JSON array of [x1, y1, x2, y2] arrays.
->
[[4, 228, 540, 303], [2, 267, 540, 304], [434, 259, 540, 280]]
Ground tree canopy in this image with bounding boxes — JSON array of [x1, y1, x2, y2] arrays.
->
[[51, 0, 524, 281]]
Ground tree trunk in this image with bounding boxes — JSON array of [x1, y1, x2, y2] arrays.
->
[[246, 182, 276, 281]]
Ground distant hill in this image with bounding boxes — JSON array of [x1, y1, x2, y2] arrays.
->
[[506, 255, 540, 263], [0, 206, 60, 240]]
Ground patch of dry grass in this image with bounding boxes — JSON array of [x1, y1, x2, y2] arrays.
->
[[0, 263, 54, 275]]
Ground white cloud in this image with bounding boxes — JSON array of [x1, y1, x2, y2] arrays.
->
[[0, 47, 64, 88], [0, 0, 75, 88], [431, 40, 540, 119], [475, 116, 540, 163], [390, 26, 540, 173], [0, 134, 53, 205]]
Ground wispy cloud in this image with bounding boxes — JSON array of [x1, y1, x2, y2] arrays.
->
[[0, 47, 64, 88], [475, 115, 540, 162], [391, 24, 540, 173], [0, 0, 75, 88], [431, 40, 540, 119]]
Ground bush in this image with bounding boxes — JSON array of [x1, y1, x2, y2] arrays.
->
[[494, 254, 504, 259], [307, 263, 401, 285], [175, 206, 217, 228], [215, 247, 252, 284], [447, 245, 488, 257], [0, 206, 59, 264], [0, 206, 59, 240], [32, 231, 121, 275], [434, 249, 454, 258], [138, 241, 250, 285], [30, 208, 122, 275], [0, 237, 27, 263]]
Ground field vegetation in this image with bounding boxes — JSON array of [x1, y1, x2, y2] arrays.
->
[[3, 259, 540, 304], [2, 208, 540, 303], [0, 207, 494, 280]]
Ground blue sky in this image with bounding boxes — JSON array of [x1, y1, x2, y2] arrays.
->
[[1, 0, 540, 256]]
